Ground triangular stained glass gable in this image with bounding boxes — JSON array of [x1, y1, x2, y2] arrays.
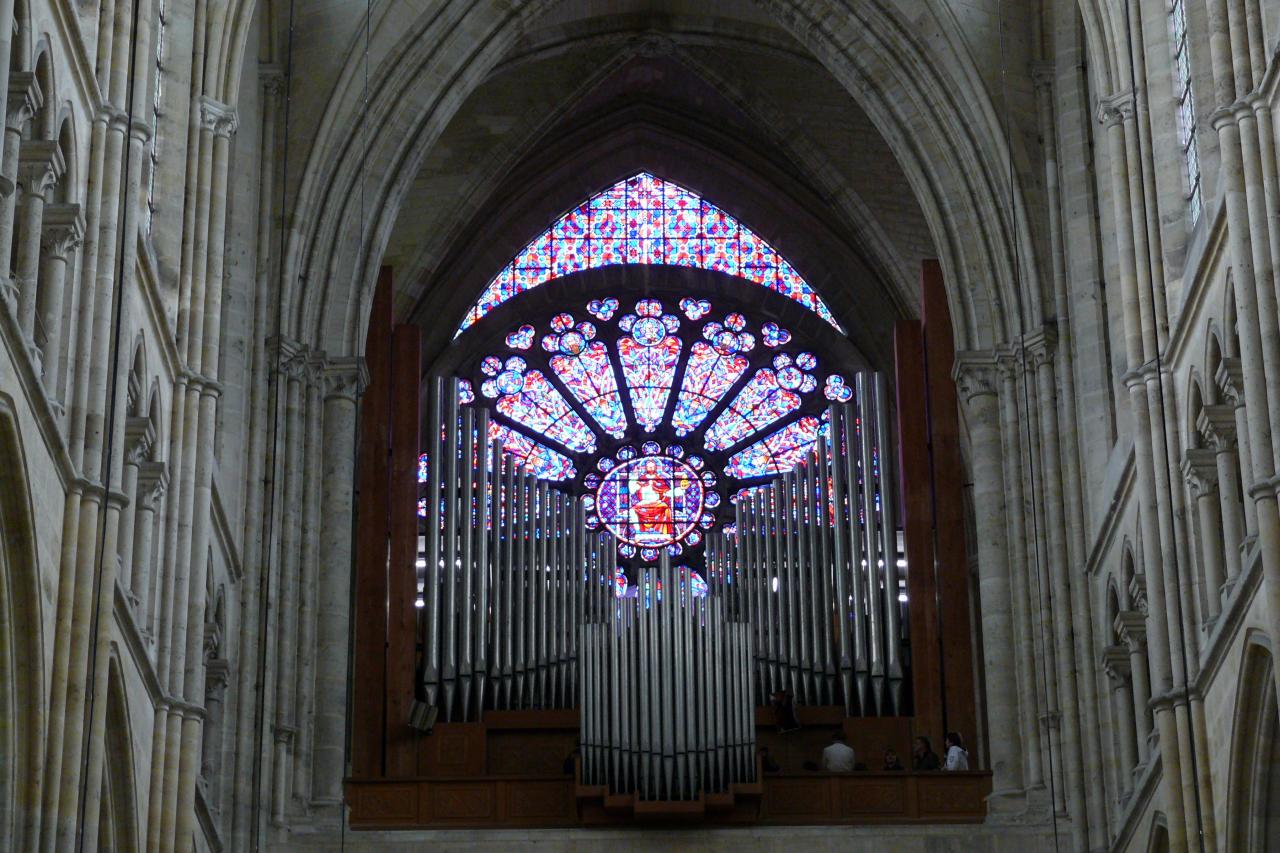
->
[[455, 173, 841, 336]]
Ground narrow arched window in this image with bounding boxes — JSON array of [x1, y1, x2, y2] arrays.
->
[[1170, 0, 1203, 223], [145, 0, 167, 234]]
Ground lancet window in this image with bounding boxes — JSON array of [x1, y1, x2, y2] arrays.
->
[[1169, 0, 1203, 222]]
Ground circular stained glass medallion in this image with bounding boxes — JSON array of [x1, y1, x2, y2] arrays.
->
[[594, 455, 705, 549]]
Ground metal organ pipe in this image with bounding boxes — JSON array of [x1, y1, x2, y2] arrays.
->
[[709, 371, 905, 716], [417, 379, 587, 721], [875, 373, 905, 714]]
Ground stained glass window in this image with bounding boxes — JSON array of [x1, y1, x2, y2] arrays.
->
[[479, 356, 597, 453], [487, 422, 577, 480], [1169, 0, 1202, 222], [617, 301, 682, 432], [456, 173, 841, 335], [542, 313, 627, 438], [724, 416, 823, 478], [671, 315, 754, 435], [703, 353, 817, 451], [469, 297, 836, 565]]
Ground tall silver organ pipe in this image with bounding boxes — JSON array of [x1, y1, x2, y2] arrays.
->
[[727, 371, 906, 715], [580, 554, 756, 800], [419, 378, 590, 721]]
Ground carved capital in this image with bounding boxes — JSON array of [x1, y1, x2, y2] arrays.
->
[[40, 203, 85, 259], [18, 140, 65, 198], [197, 96, 239, 138], [1127, 572, 1148, 616], [1101, 645, 1132, 681], [1197, 404, 1238, 451], [1013, 324, 1054, 366], [1097, 91, 1135, 127], [1181, 448, 1219, 496], [1215, 357, 1245, 407], [322, 356, 368, 402], [952, 352, 1000, 406], [6, 71, 42, 129], [124, 415, 156, 465], [136, 461, 168, 508], [1115, 609, 1147, 650], [205, 658, 230, 697]]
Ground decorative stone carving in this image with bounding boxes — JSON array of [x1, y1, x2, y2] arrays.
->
[[1215, 358, 1245, 407], [198, 96, 239, 138], [1097, 91, 1135, 127], [1180, 448, 1219, 497], [137, 461, 168, 508], [322, 356, 368, 402], [952, 352, 1000, 405], [125, 415, 156, 465], [1114, 610, 1147, 651], [1197, 405, 1238, 451], [6, 71, 42, 131], [39, 203, 85, 259], [1101, 645, 1132, 681], [17, 140, 65, 199]]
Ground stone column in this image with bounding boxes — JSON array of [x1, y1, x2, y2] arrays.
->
[[1199, 404, 1247, 587], [1182, 449, 1225, 620], [0, 72, 39, 295], [201, 656, 230, 813], [1217, 359, 1256, 537], [953, 353, 1023, 804], [271, 342, 307, 825], [293, 360, 325, 803], [312, 357, 364, 804], [1101, 646, 1139, 793], [14, 140, 65, 346], [118, 416, 155, 600], [132, 462, 167, 637], [995, 355, 1043, 791], [34, 203, 83, 401], [1116, 608, 1152, 763]]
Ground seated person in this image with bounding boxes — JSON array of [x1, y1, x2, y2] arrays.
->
[[882, 748, 905, 771], [758, 746, 780, 773], [821, 731, 856, 772], [911, 735, 941, 770]]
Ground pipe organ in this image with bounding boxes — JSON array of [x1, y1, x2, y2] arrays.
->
[[708, 373, 906, 716], [580, 553, 756, 800], [418, 370, 905, 758], [420, 378, 607, 721]]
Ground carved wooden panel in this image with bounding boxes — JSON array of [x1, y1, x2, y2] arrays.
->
[[763, 778, 831, 818], [840, 779, 907, 814], [917, 773, 989, 817], [348, 782, 418, 826], [505, 780, 572, 821], [428, 782, 495, 822]]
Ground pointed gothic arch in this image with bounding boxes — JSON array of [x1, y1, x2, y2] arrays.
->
[[1226, 634, 1280, 850], [0, 394, 46, 849]]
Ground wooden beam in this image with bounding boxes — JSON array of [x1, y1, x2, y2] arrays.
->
[[352, 267, 394, 777], [387, 322, 422, 776], [920, 259, 978, 753], [894, 319, 943, 742]]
